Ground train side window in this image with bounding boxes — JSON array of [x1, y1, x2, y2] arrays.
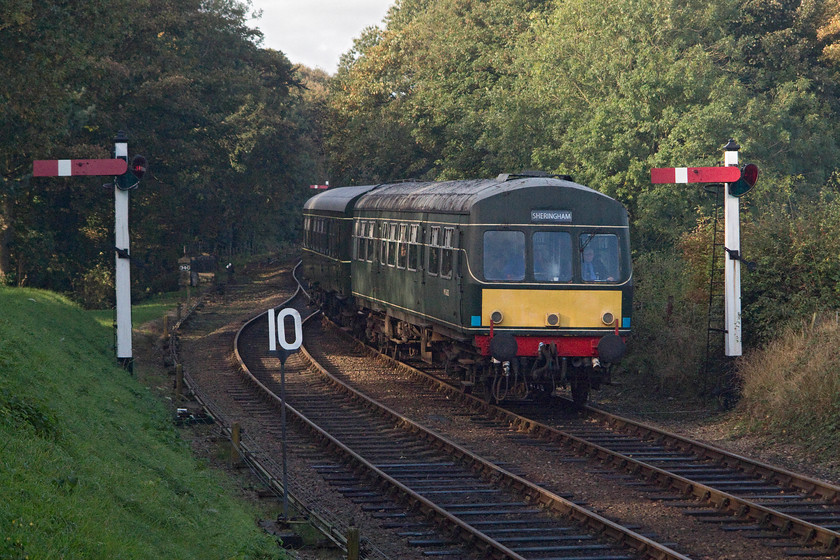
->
[[356, 221, 366, 261], [428, 226, 440, 276], [440, 227, 455, 278], [483, 230, 525, 281], [533, 231, 572, 282], [397, 224, 408, 269], [580, 233, 620, 282], [379, 223, 387, 265], [407, 224, 419, 271], [327, 219, 336, 257], [366, 222, 375, 262], [387, 223, 398, 267]]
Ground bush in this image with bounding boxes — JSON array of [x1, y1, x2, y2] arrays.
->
[[736, 314, 840, 452], [624, 249, 708, 396], [74, 262, 114, 309]]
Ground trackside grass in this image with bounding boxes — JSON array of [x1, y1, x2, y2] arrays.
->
[[0, 286, 285, 559], [736, 314, 840, 456]]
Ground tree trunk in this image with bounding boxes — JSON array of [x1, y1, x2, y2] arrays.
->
[[0, 193, 13, 283]]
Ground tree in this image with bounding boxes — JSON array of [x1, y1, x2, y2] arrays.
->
[[1, 0, 312, 300]]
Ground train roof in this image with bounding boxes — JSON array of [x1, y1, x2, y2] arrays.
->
[[303, 184, 380, 214], [302, 176, 626, 225], [353, 176, 614, 214]]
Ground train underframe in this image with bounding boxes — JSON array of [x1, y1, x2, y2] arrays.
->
[[314, 289, 612, 408]]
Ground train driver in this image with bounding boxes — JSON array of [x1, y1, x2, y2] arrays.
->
[[581, 246, 613, 282]]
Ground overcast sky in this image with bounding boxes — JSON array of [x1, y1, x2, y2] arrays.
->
[[247, 0, 395, 74]]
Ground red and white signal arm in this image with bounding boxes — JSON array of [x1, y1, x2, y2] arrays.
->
[[33, 159, 128, 177], [650, 166, 741, 184]]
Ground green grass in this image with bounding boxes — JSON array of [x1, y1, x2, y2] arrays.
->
[[89, 290, 187, 329], [0, 286, 285, 559]]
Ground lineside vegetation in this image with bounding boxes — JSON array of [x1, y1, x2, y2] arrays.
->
[[0, 287, 285, 559]]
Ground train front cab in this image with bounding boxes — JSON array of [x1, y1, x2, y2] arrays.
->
[[462, 187, 632, 405]]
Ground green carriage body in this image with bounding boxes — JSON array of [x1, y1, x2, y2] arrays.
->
[[304, 175, 632, 353]]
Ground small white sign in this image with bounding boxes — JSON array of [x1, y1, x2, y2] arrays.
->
[[268, 308, 303, 352]]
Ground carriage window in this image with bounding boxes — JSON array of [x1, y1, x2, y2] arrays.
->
[[387, 223, 398, 267], [428, 226, 440, 276], [533, 232, 572, 282], [484, 230, 525, 281], [356, 221, 366, 261], [397, 224, 408, 269], [408, 224, 419, 271], [366, 222, 375, 262], [440, 227, 455, 278], [580, 233, 620, 282], [379, 223, 387, 265], [327, 220, 336, 257]]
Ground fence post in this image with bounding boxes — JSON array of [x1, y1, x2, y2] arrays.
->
[[346, 526, 359, 560], [230, 422, 241, 466]]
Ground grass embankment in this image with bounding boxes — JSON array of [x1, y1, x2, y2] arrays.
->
[[0, 286, 284, 559], [737, 315, 840, 456]]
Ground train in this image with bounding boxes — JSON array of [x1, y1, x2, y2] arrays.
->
[[301, 172, 632, 406]]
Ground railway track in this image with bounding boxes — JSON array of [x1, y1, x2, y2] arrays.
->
[[232, 268, 691, 559], [175, 260, 839, 558], [316, 322, 840, 557]]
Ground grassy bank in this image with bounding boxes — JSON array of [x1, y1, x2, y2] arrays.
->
[[0, 286, 284, 559], [736, 314, 840, 456]]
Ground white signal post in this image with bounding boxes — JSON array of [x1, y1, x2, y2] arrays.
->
[[723, 141, 742, 356], [31, 132, 142, 371], [651, 139, 753, 358], [114, 132, 133, 370]]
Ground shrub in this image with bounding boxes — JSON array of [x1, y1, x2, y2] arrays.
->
[[624, 250, 708, 396], [736, 314, 840, 452]]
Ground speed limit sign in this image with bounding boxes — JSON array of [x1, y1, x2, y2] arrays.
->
[[268, 308, 302, 352]]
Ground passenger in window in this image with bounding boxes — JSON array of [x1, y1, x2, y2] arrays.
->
[[581, 246, 613, 281]]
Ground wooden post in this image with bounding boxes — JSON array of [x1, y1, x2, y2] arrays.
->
[[346, 526, 359, 560], [175, 364, 183, 400], [230, 422, 241, 466], [163, 314, 169, 339]]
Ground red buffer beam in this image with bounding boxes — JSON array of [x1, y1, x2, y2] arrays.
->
[[33, 159, 128, 177], [651, 166, 741, 184]]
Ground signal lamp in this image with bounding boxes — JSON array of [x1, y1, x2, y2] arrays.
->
[[728, 163, 758, 197], [130, 155, 147, 180]]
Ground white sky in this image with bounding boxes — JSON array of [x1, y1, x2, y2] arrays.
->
[[247, 0, 395, 74]]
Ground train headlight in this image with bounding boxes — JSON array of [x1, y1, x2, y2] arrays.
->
[[601, 312, 615, 326], [545, 313, 560, 327], [490, 310, 504, 325]]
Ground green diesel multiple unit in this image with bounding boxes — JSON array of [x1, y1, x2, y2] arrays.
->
[[302, 174, 632, 406]]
